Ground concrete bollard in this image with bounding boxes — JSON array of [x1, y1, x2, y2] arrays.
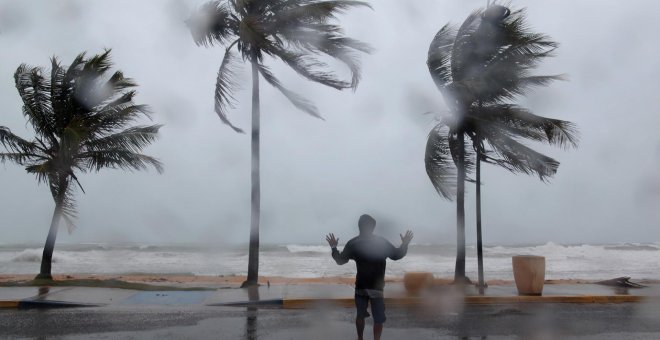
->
[[512, 255, 546, 296]]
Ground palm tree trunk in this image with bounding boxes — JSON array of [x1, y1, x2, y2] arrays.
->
[[476, 149, 485, 294], [36, 197, 64, 280], [455, 132, 466, 282], [243, 58, 261, 288]]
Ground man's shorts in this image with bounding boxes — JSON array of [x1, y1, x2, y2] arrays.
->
[[354, 290, 386, 324]]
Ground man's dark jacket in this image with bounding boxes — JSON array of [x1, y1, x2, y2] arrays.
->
[[332, 234, 408, 291]]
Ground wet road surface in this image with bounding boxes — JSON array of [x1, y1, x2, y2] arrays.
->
[[2, 302, 660, 339]]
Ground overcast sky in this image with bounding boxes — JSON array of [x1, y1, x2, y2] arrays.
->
[[0, 0, 658, 246]]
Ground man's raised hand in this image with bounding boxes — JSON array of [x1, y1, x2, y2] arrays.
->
[[400, 230, 414, 246], [325, 233, 339, 248]]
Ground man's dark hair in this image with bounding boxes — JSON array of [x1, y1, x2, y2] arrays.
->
[[358, 214, 376, 233]]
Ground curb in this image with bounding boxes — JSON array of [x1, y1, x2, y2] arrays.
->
[[279, 295, 652, 309], [464, 295, 648, 304], [0, 299, 102, 309], [208, 299, 284, 307], [18, 300, 103, 309], [0, 301, 20, 308], [3, 295, 654, 310]]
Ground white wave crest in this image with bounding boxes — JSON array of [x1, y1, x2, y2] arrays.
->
[[285, 245, 329, 253], [10, 248, 72, 263], [11, 249, 51, 263]]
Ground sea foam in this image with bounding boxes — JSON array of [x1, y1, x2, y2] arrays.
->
[[1, 242, 658, 280]]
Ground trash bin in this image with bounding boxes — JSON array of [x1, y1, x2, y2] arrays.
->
[[512, 255, 545, 296]]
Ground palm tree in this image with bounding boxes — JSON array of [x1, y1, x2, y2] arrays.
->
[[0, 50, 163, 280], [186, 0, 371, 287], [425, 5, 579, 285]]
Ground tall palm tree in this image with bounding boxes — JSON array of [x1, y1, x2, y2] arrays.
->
[[0, 50, 163, 279], [186, 0, 371, 287], [425, 5, 579, 285]]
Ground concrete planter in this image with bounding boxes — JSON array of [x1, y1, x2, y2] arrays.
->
[[403, 272, 434, 295], [512, 255, 545, 296]]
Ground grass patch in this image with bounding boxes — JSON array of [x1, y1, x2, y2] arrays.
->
[[0, 278, 215, 291]]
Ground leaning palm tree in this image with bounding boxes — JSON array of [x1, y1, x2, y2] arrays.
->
[[0, 50, 162, 279], [425, 5, 579, 285], [186, 0, 372, 287]]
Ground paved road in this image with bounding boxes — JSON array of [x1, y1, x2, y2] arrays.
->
[[2, 302, 660, 339]]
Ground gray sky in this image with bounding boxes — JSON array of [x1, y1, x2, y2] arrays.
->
[[0, 0, 658, 246]]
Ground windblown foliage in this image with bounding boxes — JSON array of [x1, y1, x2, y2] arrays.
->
[[186, 0, 373, 132], [0, 50, 162, 231], [425, 5, 579, 198]]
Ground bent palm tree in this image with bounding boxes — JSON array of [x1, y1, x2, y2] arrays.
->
[[0, 50, 163, 279], [187, 0, 371, 287], [425, 5, 579, 285]]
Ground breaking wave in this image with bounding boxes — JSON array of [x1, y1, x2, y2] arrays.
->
[[11, 249, 52, 263], [285, 245, 330, 253], [1, 242, 659, 280]]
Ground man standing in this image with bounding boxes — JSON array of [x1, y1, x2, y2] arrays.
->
[[326, 214, 414, 340]]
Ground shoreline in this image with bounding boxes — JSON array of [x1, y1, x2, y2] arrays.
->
[[2, 274, 657, 289]]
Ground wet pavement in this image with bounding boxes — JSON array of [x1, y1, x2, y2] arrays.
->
[[2, 300, 660, 339], [3, 282, 658, 308], [2, 282, 659, 338]]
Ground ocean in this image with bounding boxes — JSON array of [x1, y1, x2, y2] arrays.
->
[[1, 242, 659, 281]]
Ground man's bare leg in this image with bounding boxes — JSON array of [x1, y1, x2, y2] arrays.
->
[[356, 318, 365, 340], [374, 323, 383, 340]]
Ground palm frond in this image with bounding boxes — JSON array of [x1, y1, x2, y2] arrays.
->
[[80, 149, 163, 174], [485, 34, 557, 71], [440, 5, 564, 105], [50, 57, 68, 116], [24, 161, 54, 185], [82, 49, 112, 75], [450, 9, 483, 82], [425, 124, 457, 200], [75, 70, 139, 112], [95, 90, 140, 115], [277, 22, 368, 50], [59, 180, 78, 234], [238, 16, 271, 59], [105, 71, 138, 93], [92, 93, 152, 133], [257, 63, 322, 119], [51, 54, 83, 133], [14, 64, 55, 141], [427, 24, 457, 91], [187, 1, 237, 47], [275, 25, 371, 89], [64, 52, 86, 81], [83, 125, 162, 152], [270, 46, 351, 90], [476, 104, 579, 149], [483, 129, 559, 181], [230, 0, 250, 16], [272, 1, 371, 24], [476, 72, 565, 104], [1, 152, 36, 165], [214, 47, 245, 133], [73, 50, 126, 112], [0, 126, 42, 154]]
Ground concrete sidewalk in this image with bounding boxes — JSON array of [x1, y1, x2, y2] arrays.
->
[[1, 282, 658, 309]]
